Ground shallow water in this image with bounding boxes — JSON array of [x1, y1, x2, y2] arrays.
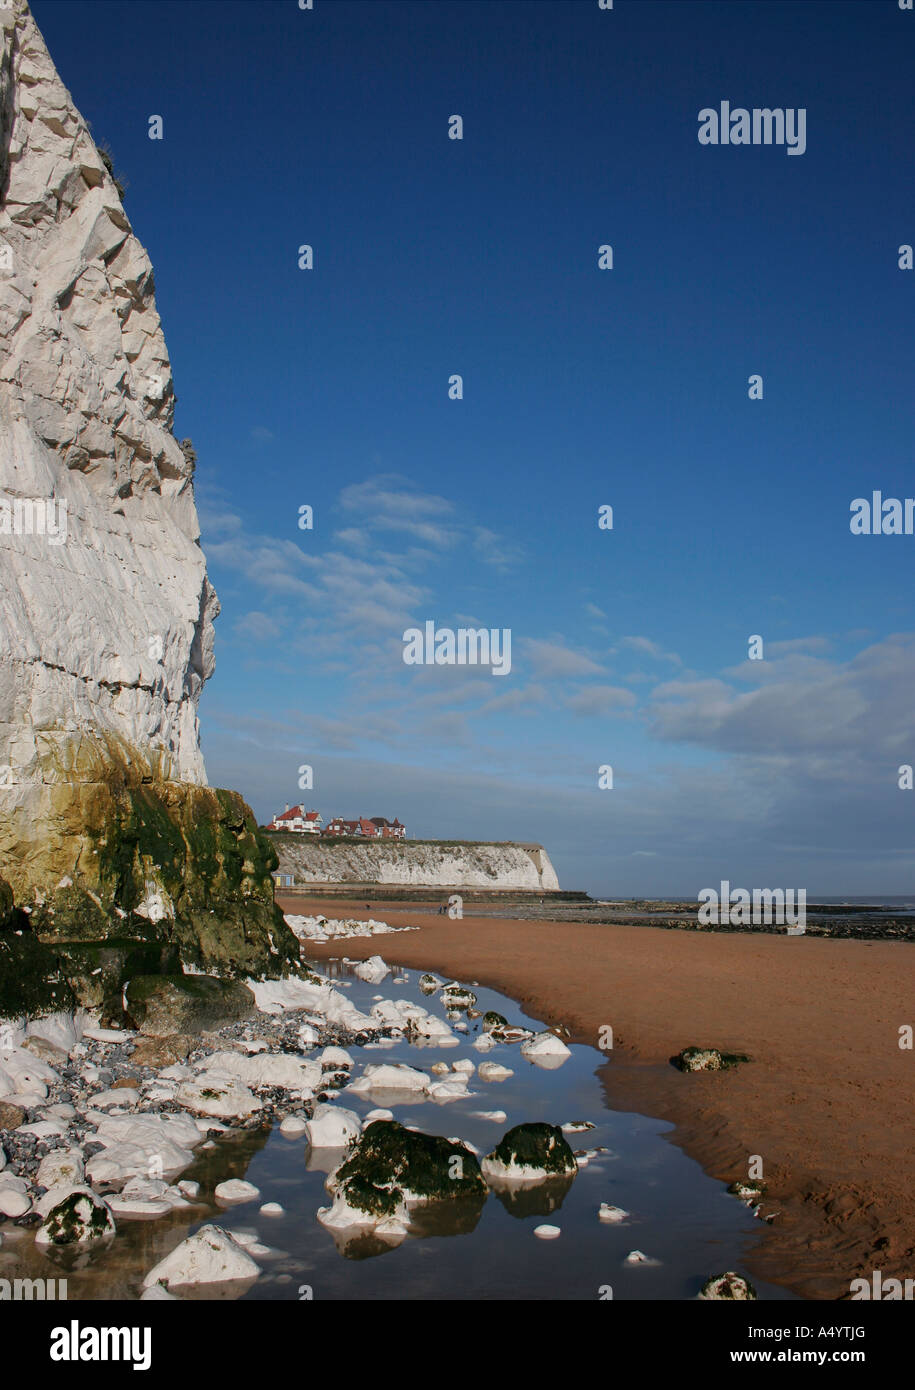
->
[[1, 958, 797, 1301]]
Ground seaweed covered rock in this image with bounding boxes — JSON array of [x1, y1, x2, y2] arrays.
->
[[327, 1119, 487, 1213], [35, 1189, 115, 1247], [672, 1047, 751, 1073], [727, 1179, 767, 1207], [55, 938, 179, 1014], [698, 1271, 757, 1300], [16, 777, 301, 980], [482, 1010, 508, 1032], [482, 1122, 578, 1185], [0, 928, 75, 1021], [489, 1023, 534, 1044], [124, 974, 255, 1037], [0, 877, 15, 928], [441, 983, 477, 1010]]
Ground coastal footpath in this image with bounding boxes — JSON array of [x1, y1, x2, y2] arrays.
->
[[284, 894, 915, 1302]]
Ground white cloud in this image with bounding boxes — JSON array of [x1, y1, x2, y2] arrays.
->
[[523, 639, 605, 678]]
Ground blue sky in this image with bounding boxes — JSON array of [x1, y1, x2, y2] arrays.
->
[[34, 0, 915, 895]]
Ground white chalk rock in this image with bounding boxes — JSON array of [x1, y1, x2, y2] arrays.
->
[[599, 1204, 630, 1223], [107, 1196, 172, 1220], [319, 1047, 354, 1070], [199, 1051, 321, 1093], [35, 1188, 115, 1246], [90, 1087, 140, 1109], [37, 1149, 85, 1189], [82, 1027, 133, 1044], [353, 955, 390, 984], [534, 1224, 561, 1239], [176, 1077, 263, 1120], [2, 1050, 59, 1094], [304, 1103, 362, 1149], [347, 1063, 431, 1097], [214, 1179, 260, 1205], [478, 1061, 513, 1082], [0, 1188, 31, 1218], [520, 1031, 572, 1069], [427, 1078, 473, 1103], [143, 1225, 261, 1289], [26, 1012, 83, 1055]]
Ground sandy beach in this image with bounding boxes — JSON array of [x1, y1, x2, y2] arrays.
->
[[280, 895, 915, 1300]]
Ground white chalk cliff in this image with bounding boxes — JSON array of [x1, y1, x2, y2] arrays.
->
[[0, 2, 293, 977], [273, 838, 561, 893], [0, 0, 216, 795]]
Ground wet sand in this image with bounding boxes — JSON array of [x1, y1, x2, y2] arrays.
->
[[279, 895, 915, 1300]]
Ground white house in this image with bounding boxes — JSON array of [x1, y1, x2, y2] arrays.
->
[[266, 805, 323, 834]]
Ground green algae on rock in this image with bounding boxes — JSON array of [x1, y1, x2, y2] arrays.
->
[[1, 746, 301, 989], [124, 975, 256, 1037], [0, 926, 76, 1021], [329, 1119, 487, 1213], [698, 1271, 757, 1300], [672, 1047, 751, 1073], [482, 1122, 578, 1183], [35, 1190, 116, 1247], [0, 0, 301, 1002]]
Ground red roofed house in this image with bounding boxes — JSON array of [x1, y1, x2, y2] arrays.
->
[[370, 816, 406, 839], [323, 817, 361, 837], [266, 805, 323, 834]]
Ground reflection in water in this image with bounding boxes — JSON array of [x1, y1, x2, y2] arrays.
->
[[488, 1174, 575, 1220], [404, 1194, 487, 1241], [0, 960, 799, 1301]]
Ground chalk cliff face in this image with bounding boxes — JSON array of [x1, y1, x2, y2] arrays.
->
[[0, 2, 296, 979], [271, 837, 562, 893]]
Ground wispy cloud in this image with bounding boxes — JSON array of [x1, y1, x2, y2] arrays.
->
[[620, 635, 682, 665], [523, 639, 605, 679]]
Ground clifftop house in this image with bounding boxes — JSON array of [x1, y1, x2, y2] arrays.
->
[[369, 816, 406, 839], [268, 806, 406, 838], [266, 805, 323, 834]]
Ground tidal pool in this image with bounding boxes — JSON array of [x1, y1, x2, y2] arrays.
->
[[1, 958, 797, 1301]]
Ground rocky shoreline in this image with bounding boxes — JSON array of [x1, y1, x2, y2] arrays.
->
[[462, 900, 915, 941], [7, 912, 751, 1299]]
